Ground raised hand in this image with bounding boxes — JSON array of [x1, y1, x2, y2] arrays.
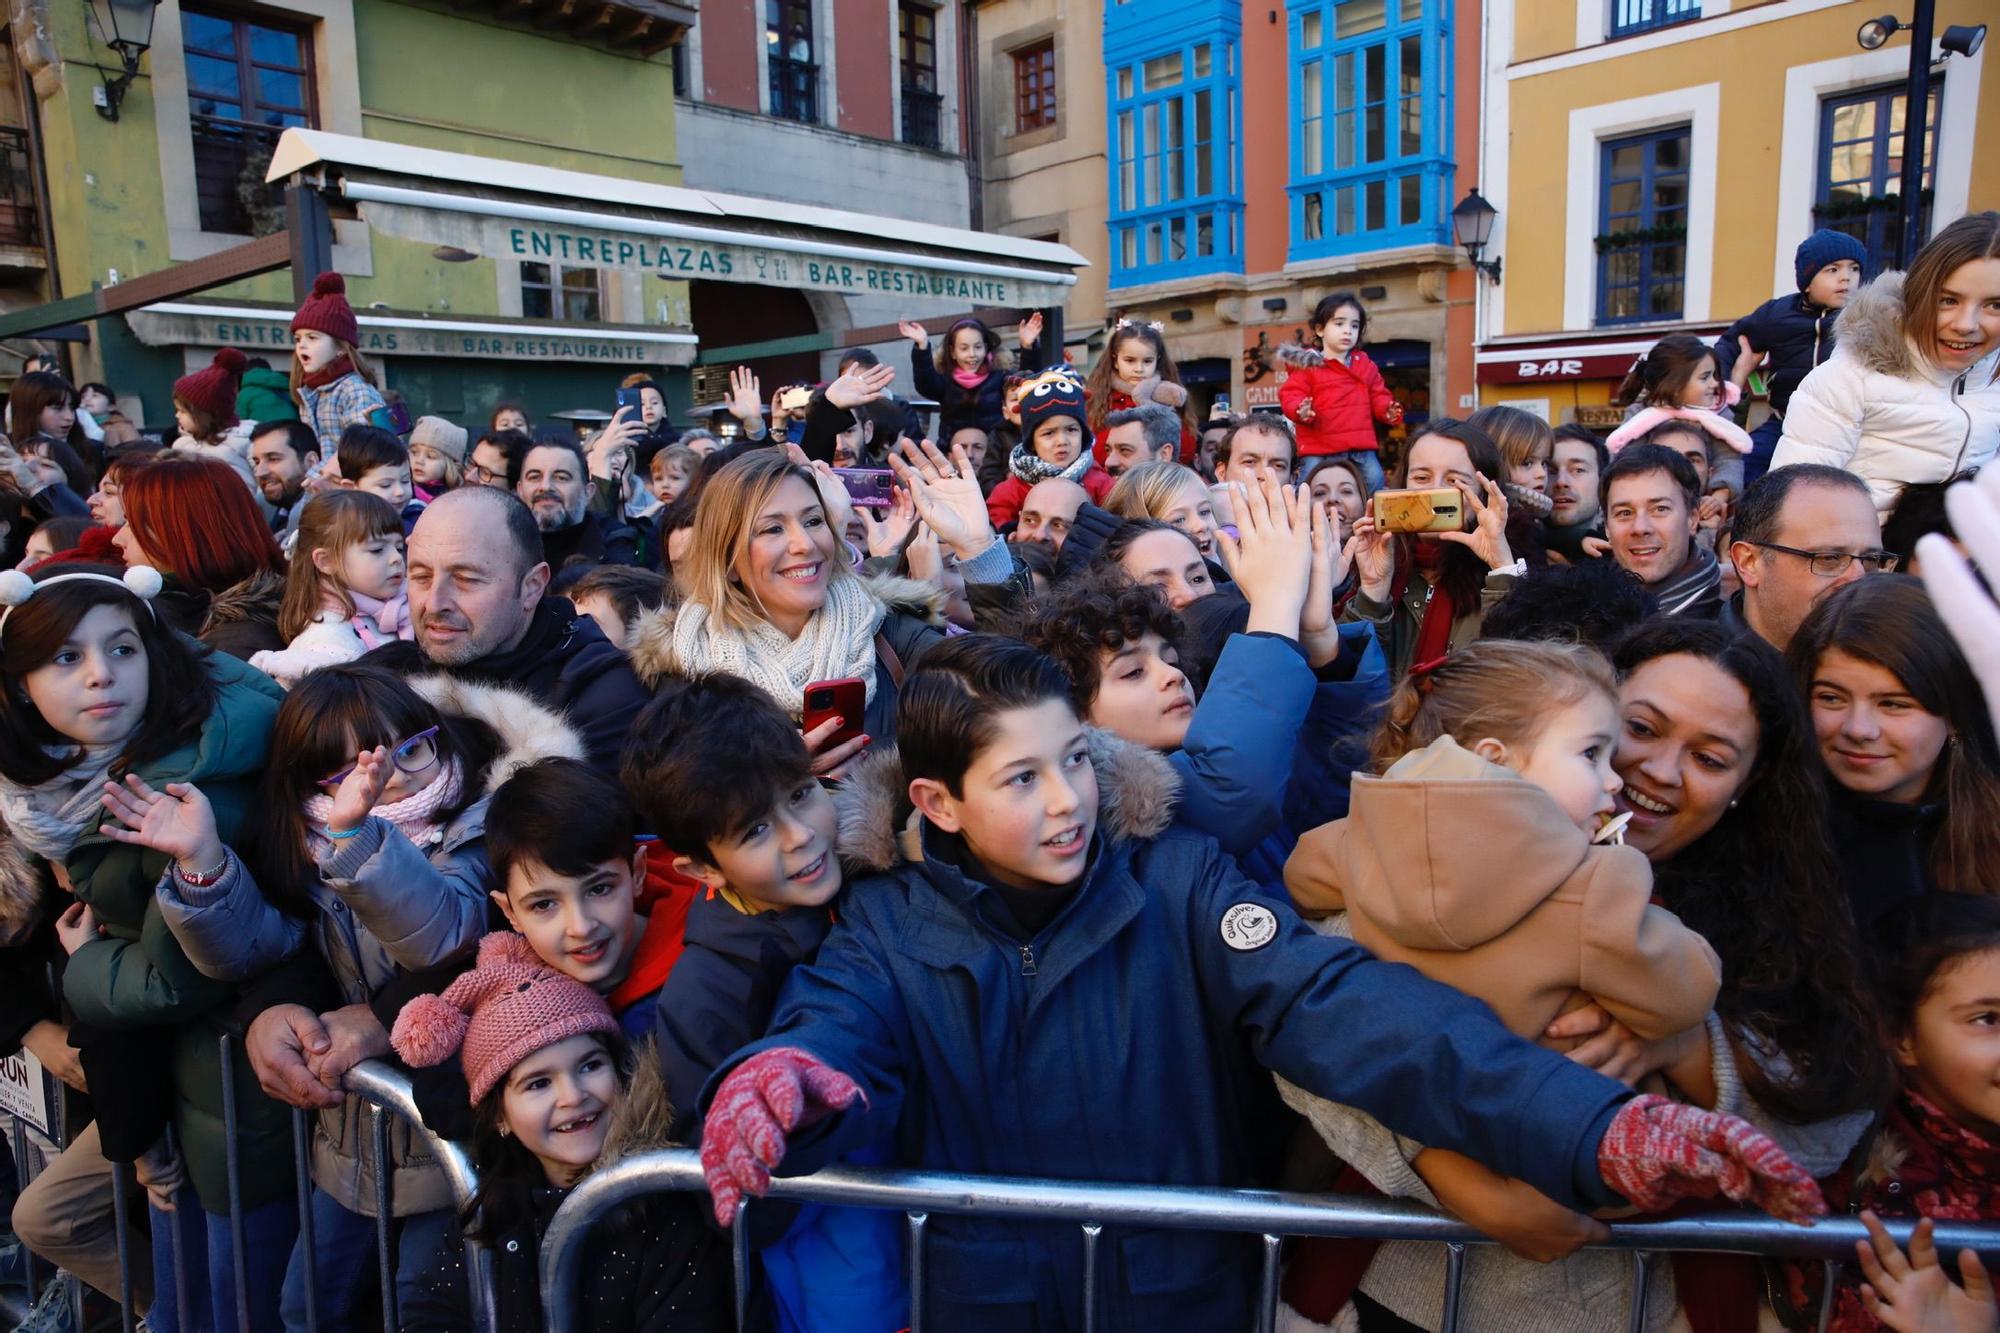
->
[[588, 408, 646, 478], [726, 367, 764, 424], [897, 318, 930, 348], [1300, 497, 1349, 667], [1217, 477, 1314, 640], [889, 439, 995, 560], [99, 774, 226, 870], [325, 746, 393, 834], [700, 1047, 866, 1225], [790, 449, 855, 543], [1435, 474, 1515, 571], [856, 486, 919, 559], [1018, 311, 1044, 348], [1857, 1211, 1999, 1333], [1596, 1093, 1825, 1224], [826, 362, 898, 412]]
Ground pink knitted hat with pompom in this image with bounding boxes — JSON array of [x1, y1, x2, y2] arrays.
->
[[391, 932, 619, 1104]]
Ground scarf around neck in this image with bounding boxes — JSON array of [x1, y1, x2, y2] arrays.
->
[[1407, 540, 1458, 668], [951, 366, 988, 390], [1005, 439, 1095, 488], [305, 754, 464, 855], [668, 575, 888, 717], [0, 744, 124, 862], [301, 354, 358, 390], [1649, 544, 1723, 618], [345, 588, 412, 648]]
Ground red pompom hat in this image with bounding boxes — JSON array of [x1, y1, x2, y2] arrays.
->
[[290, 271, 360, 347], [171, 348, 246, 425]]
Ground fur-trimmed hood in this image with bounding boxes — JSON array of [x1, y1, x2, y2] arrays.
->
[[625, 572, 950, 689], [201, 566, 286, 631], [596, 1043, 679, 1159], [833, 726, 1183, 873], [406, 672, 587, 795]]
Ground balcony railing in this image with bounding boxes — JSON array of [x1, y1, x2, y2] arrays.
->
[[901, 85, 943, 150], [0, 127, 38, 249], [769, 55, 819, 124], [1609, 0, 1699, 38]]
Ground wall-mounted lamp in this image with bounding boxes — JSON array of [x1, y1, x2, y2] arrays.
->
[[1451, 189, 1502, 285], [85, 0, 161, 121]]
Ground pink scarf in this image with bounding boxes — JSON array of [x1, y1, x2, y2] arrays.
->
[[951, 367, 988, 389], [347, 589, 412, 648]]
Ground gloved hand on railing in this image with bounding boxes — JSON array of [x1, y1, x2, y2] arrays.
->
[[700, 1047, 866, 1226], [1597, 1094, 1826, 1224]]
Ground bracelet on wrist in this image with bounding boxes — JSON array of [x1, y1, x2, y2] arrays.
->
[[176, 853, 230, 887], [325, 823, 365, 840]]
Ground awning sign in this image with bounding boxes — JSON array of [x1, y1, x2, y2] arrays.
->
[[125, 310, 687, 366], [358, 200, 1076, 307], [1477, 351, 1650, 385]]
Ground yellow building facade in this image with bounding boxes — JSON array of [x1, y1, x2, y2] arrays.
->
[[1475, 0, 1994, 428]]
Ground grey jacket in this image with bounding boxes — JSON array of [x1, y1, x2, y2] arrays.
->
[[153, 675, 587, 1216]]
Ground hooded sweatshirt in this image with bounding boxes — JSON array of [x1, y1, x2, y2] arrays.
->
[[1284, 734, 1721, 1042]]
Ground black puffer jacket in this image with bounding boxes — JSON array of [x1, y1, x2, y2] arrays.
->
[[1713, 293, 1841, 418]]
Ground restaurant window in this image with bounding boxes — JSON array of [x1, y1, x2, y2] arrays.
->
[[522, 263, 603, 323], [181, 5, 316, 235]]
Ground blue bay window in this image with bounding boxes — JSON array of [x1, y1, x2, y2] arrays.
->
[[1287, 0, 1452, 260], [1105, 0, 1243, 288]]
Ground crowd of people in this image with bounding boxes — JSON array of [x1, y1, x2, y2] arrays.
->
[[0, 208, 1993, 1333]]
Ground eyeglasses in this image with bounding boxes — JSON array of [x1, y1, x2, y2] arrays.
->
[[319, 726, 441, 788], [465, 463, 502, 485], [1744, 541, 1899, 578]]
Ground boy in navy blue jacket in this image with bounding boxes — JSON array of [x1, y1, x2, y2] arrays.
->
[[628, 672, 907, 1333], [701, 635, 1826, 1333], [1713, 228, 1868, 485], [624, 673, 845, 1137]]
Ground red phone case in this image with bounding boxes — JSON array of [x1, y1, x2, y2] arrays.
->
[[802, 678, 867, 750]]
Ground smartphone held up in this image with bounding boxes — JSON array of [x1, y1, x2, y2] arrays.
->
[[1371, 487, 1471, 534]]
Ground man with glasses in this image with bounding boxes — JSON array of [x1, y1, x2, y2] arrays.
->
[[1728, 464, 1891, 650]]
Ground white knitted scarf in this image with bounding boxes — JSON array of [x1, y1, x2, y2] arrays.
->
[[0, 745, 123, 861], [667, 576, 888, 717]]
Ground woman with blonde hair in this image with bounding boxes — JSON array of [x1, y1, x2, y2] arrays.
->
[[628, 444, 1019, 770], [1104, 458, 1219, 559]]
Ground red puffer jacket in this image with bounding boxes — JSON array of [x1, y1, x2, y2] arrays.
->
[[1276, 344, 1401, 456]]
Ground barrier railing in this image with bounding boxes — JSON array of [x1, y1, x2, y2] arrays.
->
[[541, 1153, 2000, 1333], [6, 1048, 489, 1333]]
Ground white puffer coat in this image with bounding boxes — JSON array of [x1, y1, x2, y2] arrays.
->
[[1773, 272, 2000, 515]]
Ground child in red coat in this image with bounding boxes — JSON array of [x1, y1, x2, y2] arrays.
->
[[1278, 292, 1402, 490], [985, 370, 1115, 528]]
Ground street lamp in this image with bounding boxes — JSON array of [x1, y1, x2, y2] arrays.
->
[[1855, 2, 1988, 267], [1451, 189, 1502, 284], [84, 0, 161, 121]]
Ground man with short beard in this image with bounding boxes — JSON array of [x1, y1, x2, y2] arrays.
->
[[248, 420, 320, 537], [362, 486, 650, 774], [1544, 425, 1607, 562], [517, 436, 637, 570]]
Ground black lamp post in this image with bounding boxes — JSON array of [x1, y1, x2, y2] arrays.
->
[[85, 0, 161, 121], [1451, 189, 1501, 284], [1856, 4, 1986, 267]]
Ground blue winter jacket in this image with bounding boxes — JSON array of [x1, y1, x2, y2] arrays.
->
[[707, 817, 1631, 1332], [1176, 625, 1390, 884]]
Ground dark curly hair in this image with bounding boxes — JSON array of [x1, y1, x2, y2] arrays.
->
[[1612, 619, 1888, 1122], [1008, 573, 1184, 714], [1481, 561, 1659, 652]]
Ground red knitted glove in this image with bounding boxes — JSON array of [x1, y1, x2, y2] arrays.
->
[[1597, 1094, 1826, 1224], [699, 1047, 865, 1226]]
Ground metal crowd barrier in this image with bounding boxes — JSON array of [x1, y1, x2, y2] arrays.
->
[[5, 1046, 489, 1333], [540, 1153, 2000, 1333]]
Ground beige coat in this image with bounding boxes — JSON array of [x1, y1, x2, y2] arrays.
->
[[1284, 735, 1720, 1041]]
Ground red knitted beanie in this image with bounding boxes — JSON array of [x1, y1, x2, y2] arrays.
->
[[171, 348, 246, 426], [391, 932, 620, 1104], [290, 271, 361, 347]]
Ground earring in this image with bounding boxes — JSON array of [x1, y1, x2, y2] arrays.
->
[[1728, 799, 1739, 810]]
